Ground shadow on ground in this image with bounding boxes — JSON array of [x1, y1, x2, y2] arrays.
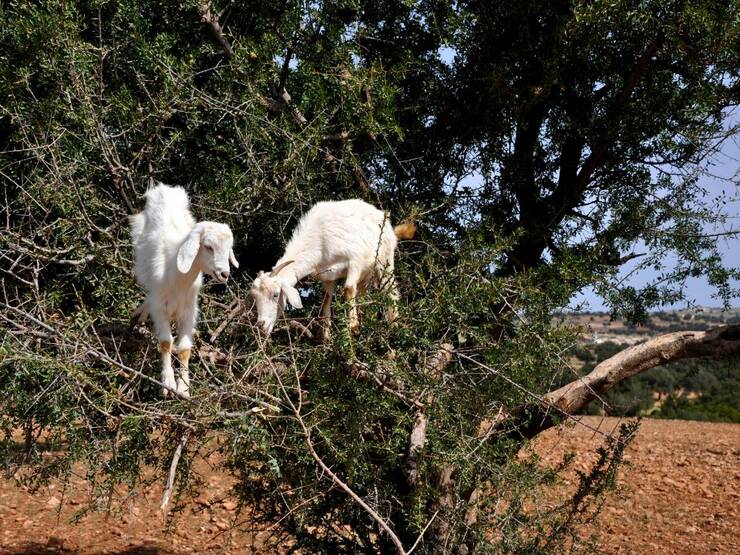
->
[[1, 543, 172, 555]]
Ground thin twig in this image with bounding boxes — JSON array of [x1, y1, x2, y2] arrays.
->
[[273, 360, 408, 554]]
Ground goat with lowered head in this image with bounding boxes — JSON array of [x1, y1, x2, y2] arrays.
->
[[130, 183, 239, 397], [250, 199, 415, 337]]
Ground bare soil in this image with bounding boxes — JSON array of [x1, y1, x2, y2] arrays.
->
[[532, 417, 740, 554], [1, 417, 738, 554]]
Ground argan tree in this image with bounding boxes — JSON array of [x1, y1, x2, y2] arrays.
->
[[1, 1, 738, 553]]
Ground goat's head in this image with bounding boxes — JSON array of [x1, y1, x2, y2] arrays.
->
[[249, 260, 302, 336], [177, 222, 239, 283]]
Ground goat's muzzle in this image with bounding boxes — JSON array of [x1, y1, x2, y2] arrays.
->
[[257, 319, 273, 336]]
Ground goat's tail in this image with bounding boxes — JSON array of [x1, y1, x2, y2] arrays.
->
[[394, 222, 417, 240], [129, 213, 146, 243]]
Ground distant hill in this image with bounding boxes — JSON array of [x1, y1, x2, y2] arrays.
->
[[560, 307, 740, 345]]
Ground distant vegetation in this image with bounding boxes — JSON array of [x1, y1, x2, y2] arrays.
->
[[571, 339, 740, 423]]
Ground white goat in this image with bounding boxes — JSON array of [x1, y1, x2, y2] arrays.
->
[[249, 199, 415, 337], [130, 184, 239, 398]]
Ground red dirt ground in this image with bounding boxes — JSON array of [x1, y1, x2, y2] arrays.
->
[[1, 417, 738, 554]]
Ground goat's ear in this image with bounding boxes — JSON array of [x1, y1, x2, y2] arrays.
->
[[177, 226, 202, 273], [281, 284, 303, 309], [229, 248, 239, 269]]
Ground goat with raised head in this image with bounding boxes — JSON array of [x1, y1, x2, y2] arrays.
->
[[130, 183, 239, 397], [249, 199, 415, 337]]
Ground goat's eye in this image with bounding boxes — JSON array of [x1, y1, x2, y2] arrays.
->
[[204, 245, 213, 251], [272, 292, 279, 299]]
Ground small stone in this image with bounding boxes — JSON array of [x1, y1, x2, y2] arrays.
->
[[221, 500, 238, 511]]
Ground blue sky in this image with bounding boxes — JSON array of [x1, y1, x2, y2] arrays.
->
[[575, 121, 740, 311]]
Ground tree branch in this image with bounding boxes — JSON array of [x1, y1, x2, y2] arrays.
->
[[499, 39, 664, 276], [573, 39, 663, 190], [543, 325, 740, 415], [346, 360, 425, 409], [478, 325, 740, 442], [199, 2, 234, 59], [403, 343, 455, 486], [274, 362, 408, 554]]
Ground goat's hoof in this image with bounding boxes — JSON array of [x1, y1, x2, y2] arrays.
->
[[176, 379, 190, 399], [161, 376, 177, 398]]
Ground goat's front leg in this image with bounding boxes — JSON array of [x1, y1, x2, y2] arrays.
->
[[320, 281, 335, 341], [344, 284, 359, 332], [175, 301, 197, 399], [152, 310, 176, 397]]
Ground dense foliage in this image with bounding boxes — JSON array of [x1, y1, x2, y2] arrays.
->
[[1, 1, 738, 552]]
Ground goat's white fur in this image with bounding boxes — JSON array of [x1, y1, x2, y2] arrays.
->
[[250, 199, 414, 336], [130, 183, 239, 397]]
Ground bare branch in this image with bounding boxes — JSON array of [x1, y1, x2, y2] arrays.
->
[[544, 325, 740, 414], [404, 343, 455, 486], [404, 411, 428, 487], [346, 360, 425, 409], [160, 430, 191, 512]]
